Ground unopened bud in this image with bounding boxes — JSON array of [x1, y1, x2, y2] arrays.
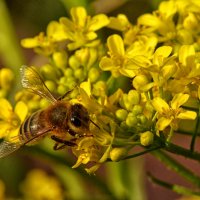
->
[[115, 109, 128, 121], [53, 51, 68, 69], [140, 131, 154, 146], [132, 75, 150, 91], [110, 147, 129, 162]]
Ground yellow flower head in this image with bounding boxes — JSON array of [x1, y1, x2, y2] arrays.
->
[[99, 34, 137, 77], [21, 21, 67, 55], [0, 99, 28, 141], [60, 7, 110, 50], [151, 93, 197, 131]]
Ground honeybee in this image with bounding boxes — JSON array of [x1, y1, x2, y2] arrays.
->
[[0, 66, 91, 158]]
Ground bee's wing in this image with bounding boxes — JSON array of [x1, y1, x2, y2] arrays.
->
[[0, 141, 21, 158], [20, 65, 57, 103]]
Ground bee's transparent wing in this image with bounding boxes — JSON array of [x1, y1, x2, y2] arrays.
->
[[0, 141, 21, 158], [20, 65, 57, 103]]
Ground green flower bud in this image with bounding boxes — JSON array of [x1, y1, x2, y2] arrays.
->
[[132, 105, 143, 115], [69, 55, 80, 69], [39, 98, 50, 108], [59, 77, 68, 86], [145, 101, 154, 113], [0, 68, 14, 90], [27, 100, 40, 111], [88, 67, 100, 83], [132, 75, 150, 91], [126, 113, 137, 127], [120, 121, 127, 129], [57, 84, 67, 95], [74, 68, 85, 81], [115, 109, 128, 121], [128, 90, 140, 105], [140, 131, 154, 146], [64, 68, 73, 77], [53, 51, 68, 69], [122, 94, 133, 111], [40, 64, 59, 80], [44, 80, 56, 92], [137, 114, 147, 125], [93, 81, 107, 96], [110, 147, 129, 162]]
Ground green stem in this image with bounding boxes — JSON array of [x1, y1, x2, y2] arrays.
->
[[152, 150, 200, 187], [166, 127, 174, 142], [164, 141, 200, 162], [148, 172, 200, 196], [190, 101, 200, 152], [122, 145, 162, 160], [0, 0, 25, 101]]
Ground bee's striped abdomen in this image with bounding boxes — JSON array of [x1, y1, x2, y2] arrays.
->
[[19, 111, 43, 143]]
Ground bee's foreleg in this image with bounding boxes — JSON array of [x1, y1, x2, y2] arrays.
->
[[53, 143, 67, 150], [51, 135, 77, 150]]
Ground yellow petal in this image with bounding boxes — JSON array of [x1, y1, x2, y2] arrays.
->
[[0, 98, 12, 120], [88, 14, 110, 31], [108, 14, 129, 31], [138, 14, 160, 29], [80, 81, 91, 96], [171, 93, 189, 109], [70, 7, 87, 27], [99, 57, 116, 71], [59, 17, 75, 32], [21, 37, 40, 48], [0, 122, 10, 138], [177, 110, 197, 120], [107, 34, 125, 56], [151, 97, 169, 113], [6, 128, 20, 141], [153, 46, 172, 66], [46, 21, 68, 41], [14, 101, 28, 122], [156, 117, 172, 131], [178, 45, 195, 67], [154, 46, 172, 58]]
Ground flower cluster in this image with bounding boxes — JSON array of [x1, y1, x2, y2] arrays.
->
[[0, 1, 200, 173]]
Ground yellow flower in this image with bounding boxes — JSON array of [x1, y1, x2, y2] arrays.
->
[[99, 34, 137, 77], [21, 21, 67, 55], [0, 99, 28, 141], [151, 93, 197, 131], [21, 169, 64, 200], [137, 9, 176, 43], [60, 7, 109, 50], [149, 46, 177, 86], [168, 45, 200, 98]]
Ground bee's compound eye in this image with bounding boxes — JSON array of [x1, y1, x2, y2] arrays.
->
[[70, 117, 81, 127]]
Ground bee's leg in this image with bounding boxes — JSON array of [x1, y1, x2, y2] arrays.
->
[[53, 143, 67, 150], [51, 135, 77, 149]]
